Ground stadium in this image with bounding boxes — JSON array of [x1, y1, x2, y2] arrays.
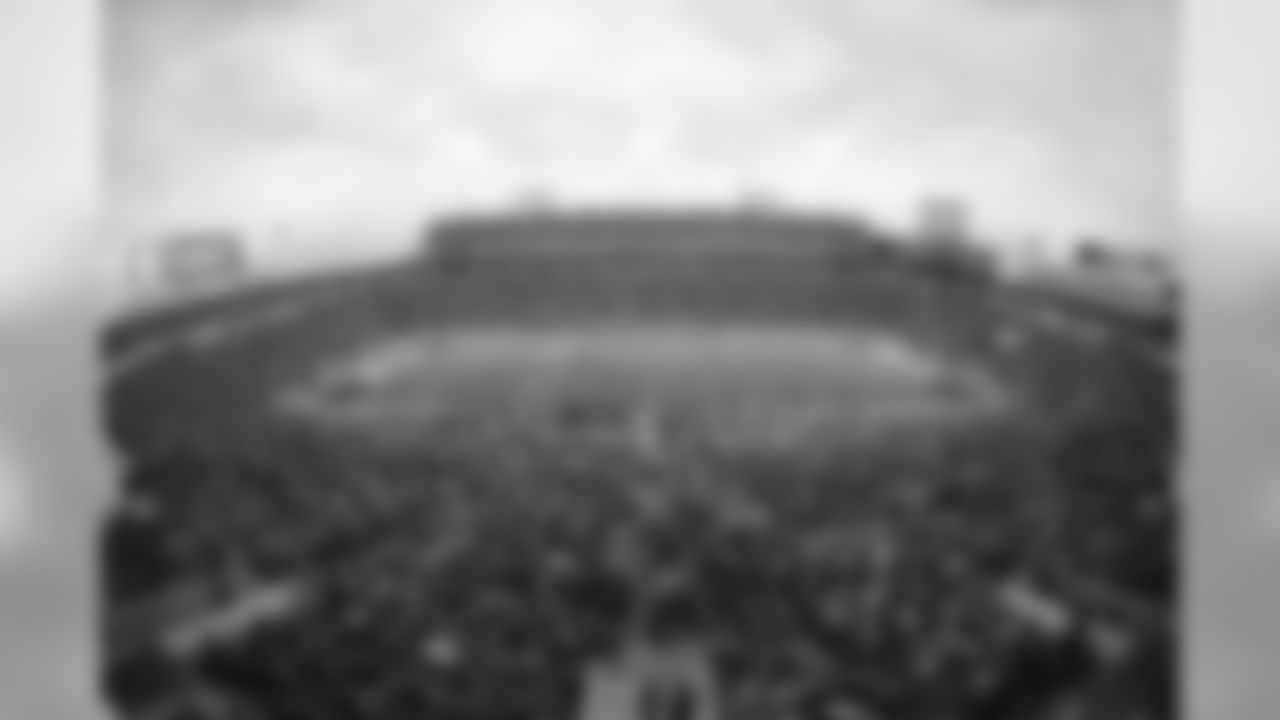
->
[[99, 209, 1178, 720]]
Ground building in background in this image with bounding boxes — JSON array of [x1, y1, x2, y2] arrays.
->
[[1011, 234, 1178, 342], [157, 229, 249, 297], [1068, 235, 1178, 302]]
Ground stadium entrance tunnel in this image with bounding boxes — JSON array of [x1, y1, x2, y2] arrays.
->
[[275, 323, 1013, 451]]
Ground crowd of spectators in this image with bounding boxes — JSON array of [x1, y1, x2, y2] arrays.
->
[[99, 219, 1177, 720]]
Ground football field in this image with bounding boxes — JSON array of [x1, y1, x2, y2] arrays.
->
[[279, 323, 1012, 449]]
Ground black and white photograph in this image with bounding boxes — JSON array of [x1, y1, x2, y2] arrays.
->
[[100, 1, 1179, 718]]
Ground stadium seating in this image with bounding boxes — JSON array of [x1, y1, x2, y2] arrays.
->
[[100, 211, 1177, 720]]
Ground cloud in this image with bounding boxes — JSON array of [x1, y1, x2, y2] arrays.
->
[[108, 0, 1173, 262]]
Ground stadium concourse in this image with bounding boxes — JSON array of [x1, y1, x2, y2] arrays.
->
[[99, 210, 1177, 720]]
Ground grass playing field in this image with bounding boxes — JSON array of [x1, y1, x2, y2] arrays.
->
[[277, 323, 1012, 451]]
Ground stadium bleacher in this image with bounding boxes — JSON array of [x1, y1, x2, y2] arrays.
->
[[100, 210, 1177, 720]]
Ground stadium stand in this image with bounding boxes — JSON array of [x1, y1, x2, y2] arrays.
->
[[100, 209, 1177, 720]]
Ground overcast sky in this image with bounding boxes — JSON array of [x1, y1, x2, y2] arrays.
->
[[108, 0, 1173, 263]]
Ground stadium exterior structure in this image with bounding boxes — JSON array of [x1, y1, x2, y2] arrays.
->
[[427, 210, 891, 266], [413, 209, 994, 326]]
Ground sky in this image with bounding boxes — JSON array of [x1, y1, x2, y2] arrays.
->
[[108, 0, 1174, 267]]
